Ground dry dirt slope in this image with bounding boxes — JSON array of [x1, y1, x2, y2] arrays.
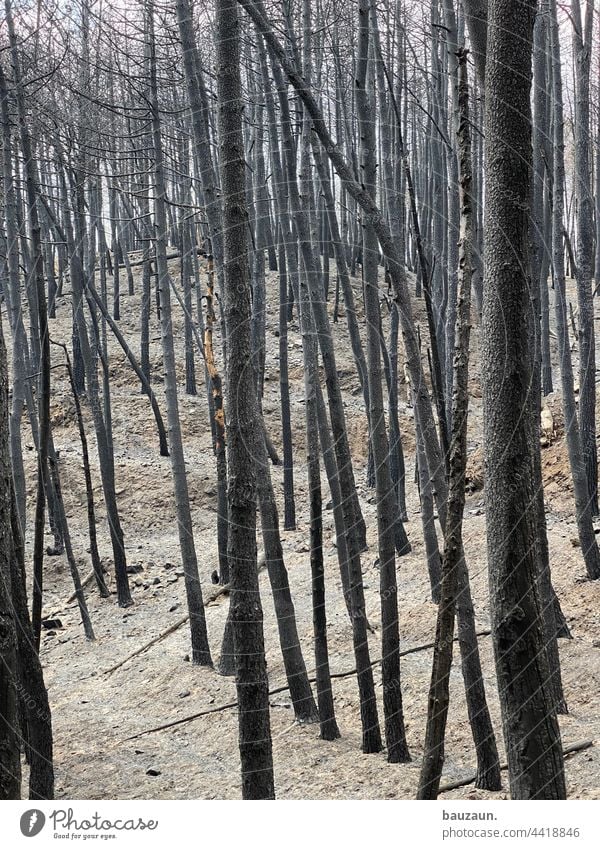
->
[[13, 258, 600, 799]]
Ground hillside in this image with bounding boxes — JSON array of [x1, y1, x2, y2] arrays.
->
[[17, 257, 600, 800]]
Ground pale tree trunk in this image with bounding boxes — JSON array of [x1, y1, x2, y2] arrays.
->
[[147, 0, 212, 666], [571, 0, 598, 515], [549, 0, 600, 582], [419, 49, 477, 798]]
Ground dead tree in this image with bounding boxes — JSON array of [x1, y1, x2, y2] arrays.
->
[[481, 0, 566, 799], [216, 0, 275, 799]]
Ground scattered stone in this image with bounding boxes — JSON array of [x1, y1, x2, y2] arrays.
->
[[145, 768, 161, 777], [178, 690, 191, 699], [152, 577, 161, 585], [42, 618, 63, 630], [183, 654, 190, 662], [169, 603, 180, 612]]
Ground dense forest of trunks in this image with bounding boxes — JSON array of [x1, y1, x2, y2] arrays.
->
[[1, 0, 600, 801]]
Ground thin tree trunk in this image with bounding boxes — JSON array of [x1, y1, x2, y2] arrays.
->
[[148, 1, 212, 665]]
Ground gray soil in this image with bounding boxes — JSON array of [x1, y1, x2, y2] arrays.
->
[[17, 259, 600, 800]]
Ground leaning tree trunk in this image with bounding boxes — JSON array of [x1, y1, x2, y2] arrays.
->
[[418, 48, 478, 799]]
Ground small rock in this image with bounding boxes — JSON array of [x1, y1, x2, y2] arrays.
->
[[42, 618, 63, 630], [183, 654, 190, 662], [146, 768, 161, 777], [169, 604, 180, 612], [178, 690, 191, 699], [152, 577, 161, 585]]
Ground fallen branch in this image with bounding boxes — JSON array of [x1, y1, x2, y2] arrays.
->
[[66, 567, 103, 604], [438, 739, 594, 794], [125, 629, 492, 740], [106, 248, 207, 270], [104, 557, 267, 676]]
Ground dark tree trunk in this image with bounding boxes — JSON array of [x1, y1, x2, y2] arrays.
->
[[481, 0, 566, 799], [357, 0, 409, 764], [216, 0, 275, 799], [0, 320, 21, 799]]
